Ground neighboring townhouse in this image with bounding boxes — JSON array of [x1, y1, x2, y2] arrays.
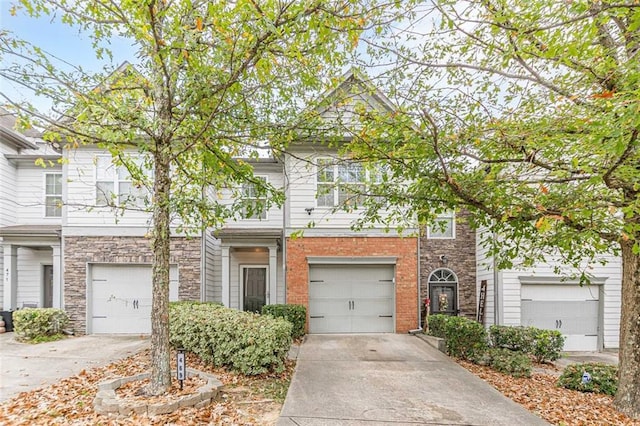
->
[[0, 107, 62, 313], [61, 145, 203, 334]]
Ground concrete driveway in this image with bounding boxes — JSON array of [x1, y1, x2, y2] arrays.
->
[[278, 334, 549, 425], [0, 333, 148, 402]]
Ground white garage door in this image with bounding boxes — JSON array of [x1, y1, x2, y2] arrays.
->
[[308, 264, 395, 333], [90, 264, 179, 334], [521, 284, 600, 351]]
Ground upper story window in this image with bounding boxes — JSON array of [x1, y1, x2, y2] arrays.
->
[[427, 211, 455, 239], [44, 173, 62, 217], [317, 158, 378, 207], [241, 176, 267, 220], [95, 155, 149, 208]]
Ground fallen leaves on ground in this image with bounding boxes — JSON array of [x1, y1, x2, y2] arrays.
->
[[459, 360, 640, 426], [0, 349, 293, 425]]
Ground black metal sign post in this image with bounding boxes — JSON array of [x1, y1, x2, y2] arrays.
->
[[177, 348, 186, 390]]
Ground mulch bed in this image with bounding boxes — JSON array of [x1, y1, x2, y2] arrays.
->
[[458, 360, 640, 426], [0, 349, 291, 425]]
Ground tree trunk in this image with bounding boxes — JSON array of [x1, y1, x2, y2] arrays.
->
[[614, 239, 640, 418], [146, 143, 172, 396]]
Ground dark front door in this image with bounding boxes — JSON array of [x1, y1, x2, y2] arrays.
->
[[43, 265, 54, 308], [243, 267, 267, 313], [430, 284, 457, 315]]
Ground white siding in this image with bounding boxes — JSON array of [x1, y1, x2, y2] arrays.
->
[[14, 163, 62, 224], [16, 247, 52, 308], [204, 233, 221, 302], [285, 151, 410, 234], [0, 245, 3, 309], [64, 147, 153, 227], [218, 165, 284, 229], [475, 232, 495, 327], [0, 142, 18, 228]]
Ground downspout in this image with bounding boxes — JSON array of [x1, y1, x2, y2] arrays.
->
[[492, 231, 500, 325], [282, 154, 289, 303], [200, 160, 206, 302], [416, 233, 421, 331]]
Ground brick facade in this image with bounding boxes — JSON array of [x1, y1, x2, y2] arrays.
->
[[420, 212, 477, 323], [63, 236, 201, 334], [286, 236, 419, 333]]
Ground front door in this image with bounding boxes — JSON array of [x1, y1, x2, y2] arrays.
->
[[243, 267, 267, 313], [43, 265, 53, 308]]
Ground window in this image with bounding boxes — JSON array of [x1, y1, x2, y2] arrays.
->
[[95, 155, 149, 208], [242, 176, 267, 220], [45, 173, 62, 217], [427, 211, 455, 239], [316, 158, 379, 207]]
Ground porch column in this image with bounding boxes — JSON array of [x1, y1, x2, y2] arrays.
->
[[3, 244, 18, 310], [51, 244, 62, 309], [221, 246, 230, 307], [268, 245, 277, 305]]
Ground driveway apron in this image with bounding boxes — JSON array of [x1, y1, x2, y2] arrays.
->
[[278, 334, 549, 425], [0, 333, 148, 402]]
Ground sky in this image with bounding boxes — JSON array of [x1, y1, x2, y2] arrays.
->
[[0, 1, 136, 113]]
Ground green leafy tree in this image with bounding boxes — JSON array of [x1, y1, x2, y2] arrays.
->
[[347, 0, 640, 418], [0, 0, 381, 395]]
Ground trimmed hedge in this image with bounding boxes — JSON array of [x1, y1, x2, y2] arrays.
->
[[472, 348, 532, 378], [428, 314, 487, 360], [13, 308, 69, 342], [557, 362, 618, 396], [262, 304, 306, 339], [169, 302, 292, 375], [489, 325, 564, 363]]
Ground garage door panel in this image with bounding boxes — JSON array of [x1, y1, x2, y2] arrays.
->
[[308, 264, 395, 334], [91, 265, 178, 334], [309, 315, 351, 334], [309, 298, 351, 316], [521, 284, 600, 351], [352, 315, 394, 333]]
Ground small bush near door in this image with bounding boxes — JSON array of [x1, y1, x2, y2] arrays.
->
[[557, 363, 618, 396], [12, 308, 69, 343], [427, 314, 487, 360], [262, 304, 306, 339], [169, 302, 292, 375]]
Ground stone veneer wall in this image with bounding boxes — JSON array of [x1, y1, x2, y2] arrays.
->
[[286, 236, 419, 333], [64, 236, 201, 334], [420, 212, 477, 322]]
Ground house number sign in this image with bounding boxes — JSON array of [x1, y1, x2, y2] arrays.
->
[[177, 348, 186, 390]]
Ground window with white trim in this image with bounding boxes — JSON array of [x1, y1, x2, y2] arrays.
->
[[242, 176, 267, 220], [427, 211, 455, 239], [44, 173, 62, 217], [317, 158, 380, 207], [95, 155, 149, 208]]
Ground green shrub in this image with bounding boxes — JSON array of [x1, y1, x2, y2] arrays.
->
[[489, 325, 534, 352], [489, 325, 564, 363], [557, 363, 618, 396], [486, 348, 532, 378], [169, 302, 292, 375], [262, 304, 306, 339], [13, 308, 69, 342], [530, 328, 564, 363], [428, 314, 487, 360], [426, 314, 449, 338]]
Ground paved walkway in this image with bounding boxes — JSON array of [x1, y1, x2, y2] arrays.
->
[[278, 334, 549, 425], [0, 333, 148, 402]]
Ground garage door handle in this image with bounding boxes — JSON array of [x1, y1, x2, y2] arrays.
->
[[379, 315, 393, 318], [310, 315, 324, 319], [93, 316, 107, 319]]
